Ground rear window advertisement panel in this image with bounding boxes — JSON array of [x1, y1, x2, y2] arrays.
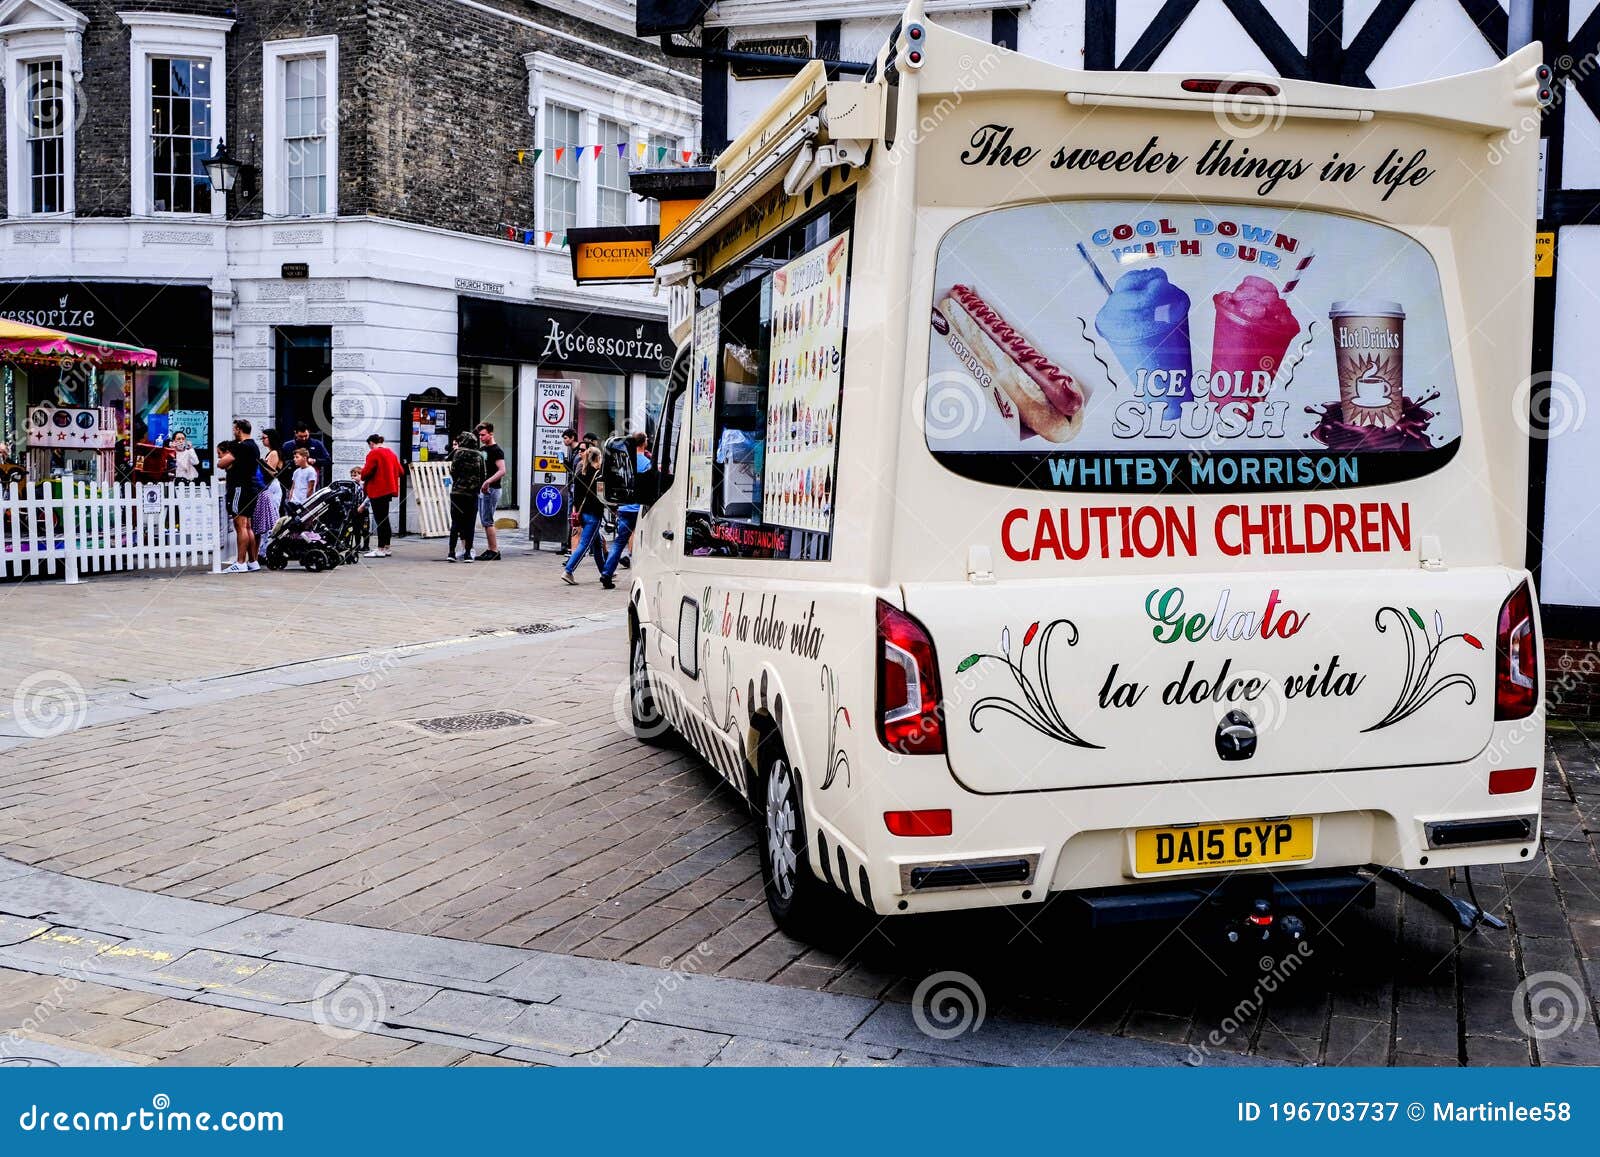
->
[[923, 201, 1463, 493]]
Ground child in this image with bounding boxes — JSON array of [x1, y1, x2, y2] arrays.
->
[[350, 468, 373, 553], [288, 447, 319, 508]]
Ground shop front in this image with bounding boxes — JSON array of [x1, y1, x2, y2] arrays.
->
[[456, 297, 672, 522], [0, 282, 215, 479]]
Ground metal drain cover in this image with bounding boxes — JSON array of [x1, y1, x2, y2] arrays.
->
[[411, 710, 539, 735], [512, 622, 567, 635]]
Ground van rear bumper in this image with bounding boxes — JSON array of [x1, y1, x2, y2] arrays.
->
[[856, 748, 1543, 916]]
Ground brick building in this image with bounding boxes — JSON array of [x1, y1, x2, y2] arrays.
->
[[0, 0, 698, 529]]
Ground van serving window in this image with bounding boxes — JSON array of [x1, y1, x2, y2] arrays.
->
[[922, 200, 1463, 495], [682, 201, 853, 560]]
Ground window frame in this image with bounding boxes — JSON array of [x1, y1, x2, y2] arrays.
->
[[1, 0, 85, 219], [262, 35, 339, 219], [122, 11, 233, 219], [525, 51, 697, 239]]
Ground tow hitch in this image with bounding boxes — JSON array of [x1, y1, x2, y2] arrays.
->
[[1224, 899, 1307, 945]]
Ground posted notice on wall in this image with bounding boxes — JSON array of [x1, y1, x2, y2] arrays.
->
[[687, 302, 719, 514], [763, 231, 847, 533], [534, 379, 576, 462]]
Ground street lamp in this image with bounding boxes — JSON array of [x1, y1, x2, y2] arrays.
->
[[202, 137, 258, 206]]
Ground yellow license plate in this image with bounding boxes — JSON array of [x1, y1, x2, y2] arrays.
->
[[1133, 817, 1314, 875]]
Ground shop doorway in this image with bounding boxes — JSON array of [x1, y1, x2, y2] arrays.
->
[[458, 362, 517, 510], [273, 327, 333, 454]]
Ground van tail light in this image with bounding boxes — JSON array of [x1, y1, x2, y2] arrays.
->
[[876, 599, 945, 755], [1494, 580, 1539, 721]]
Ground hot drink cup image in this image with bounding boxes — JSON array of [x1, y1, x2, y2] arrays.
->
[[1209, 274, 1301, 417], [1330, 300, 1405, 428], [1095, 267, 1193, 420]]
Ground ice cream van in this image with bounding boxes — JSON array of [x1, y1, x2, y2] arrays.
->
[[622, 1, 1547, 942]]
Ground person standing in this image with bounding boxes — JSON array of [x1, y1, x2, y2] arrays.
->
[[475, 422, 506, 561], [446, 430, 485, 562], [599, 434, 652, 590], [171, 432, 200, 481], [216, 419, 262, 573], [287, 446, 319, 506], [253, 428, 284, 552], [360, 433, 402, 558], [282, 423, 332, 487]]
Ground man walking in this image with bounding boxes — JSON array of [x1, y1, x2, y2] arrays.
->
[[360, 433, 402, 558], [560, 427, 579, 558], [216, 419, 262, 573], [475, 422, 506, 561], [282, 423, 332, 487]]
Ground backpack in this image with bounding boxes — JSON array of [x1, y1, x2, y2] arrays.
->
[[600, 436, 636, 505]]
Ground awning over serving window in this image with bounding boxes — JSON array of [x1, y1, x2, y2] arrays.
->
[[0, 318, 159, 368]]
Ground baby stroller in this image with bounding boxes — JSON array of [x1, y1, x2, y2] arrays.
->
[[262, 480, 369, 572]]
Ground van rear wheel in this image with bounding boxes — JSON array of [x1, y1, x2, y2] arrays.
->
[[758, 749, 840, 939]]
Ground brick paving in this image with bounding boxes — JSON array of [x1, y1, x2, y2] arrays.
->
[[0, 967, 507, 1067], [2, 549, 1598, 1066]]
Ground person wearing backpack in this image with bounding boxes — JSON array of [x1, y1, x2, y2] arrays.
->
[[445, 430, 486, 562], [598, 432, 651, 589], [561, 447, 607, 586]]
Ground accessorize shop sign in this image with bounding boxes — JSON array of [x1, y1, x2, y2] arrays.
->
[[923, 200, 1463, 494]]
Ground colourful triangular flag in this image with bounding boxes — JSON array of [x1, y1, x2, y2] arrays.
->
[[523, 229, 534, 244], [559, 234, 568, 248], [592, 144, 603, 159], [681, 150, 693, 163], [543, 231, 554, 246], [505, 226, 515, 240], [515, 149, 525, 164], [657, 146, 668, 161], [616, 142, 627, 157], [532, 148, 542, 163], [554, 147, 564, 163], [636, 141, 647, 159]]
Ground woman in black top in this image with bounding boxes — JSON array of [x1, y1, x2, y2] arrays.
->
[[561, 448, 608, 586]]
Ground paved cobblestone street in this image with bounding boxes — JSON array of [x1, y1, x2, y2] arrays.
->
[[3, 544, 1598, 1066]]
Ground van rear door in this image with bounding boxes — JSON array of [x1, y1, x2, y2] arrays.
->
[[890, 46, 1541, 794]]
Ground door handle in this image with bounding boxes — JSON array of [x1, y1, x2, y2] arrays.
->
[[661, 528, 675, 541]]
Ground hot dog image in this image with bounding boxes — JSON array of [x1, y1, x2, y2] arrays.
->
[[935, 284, 1088, 442]]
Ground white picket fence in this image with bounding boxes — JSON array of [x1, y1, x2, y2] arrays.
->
[[1, 479, 223, 584]]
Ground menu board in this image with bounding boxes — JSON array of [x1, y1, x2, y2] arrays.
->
[[687, 302, 719, 513], [763, 231, 848, 533]]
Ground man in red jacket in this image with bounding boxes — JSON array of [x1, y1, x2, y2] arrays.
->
[[360, 433, 403, 557]]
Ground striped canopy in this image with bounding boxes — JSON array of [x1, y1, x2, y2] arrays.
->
[[0, 318, 158, 368]]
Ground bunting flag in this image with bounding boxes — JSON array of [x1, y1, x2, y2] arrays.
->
[[505, 225, 515, 240], [554, 147, 564, 163], [592, 144, 603, 159], [657, 146, 668, 161], [681, 149, 693, 163], [543, 231, 554, 246], [636, 141, 647, 159], [616, 142, 627, 157]]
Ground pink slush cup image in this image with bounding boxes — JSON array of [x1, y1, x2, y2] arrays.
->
[[1095, 267, 1193, 420], [1209, 275, 1301, 417]]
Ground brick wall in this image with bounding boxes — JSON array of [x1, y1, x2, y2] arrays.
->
[[1545, 636, 1600, 720], [4, 0, 696, 233]]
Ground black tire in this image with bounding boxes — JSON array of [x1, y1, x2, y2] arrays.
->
[[627, 622, 674, 746], [757, 742, 845, 940], [302, 551, 324, 572], [263, 546, 288, 571]]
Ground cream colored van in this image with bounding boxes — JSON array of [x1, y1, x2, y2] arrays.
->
[[624, 2, 1547, 942]]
